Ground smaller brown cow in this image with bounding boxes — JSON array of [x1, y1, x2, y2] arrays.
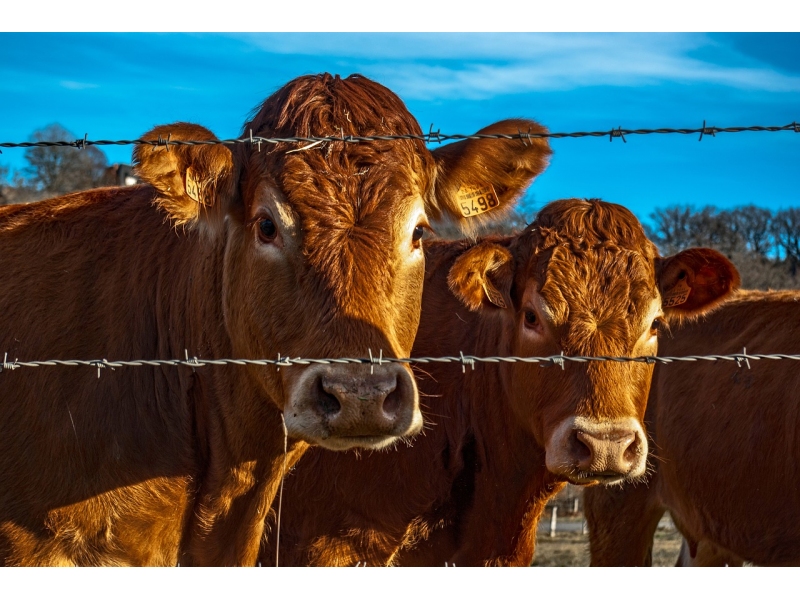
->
[[259, 198, 738, 566], [585, 290, 800, 567]]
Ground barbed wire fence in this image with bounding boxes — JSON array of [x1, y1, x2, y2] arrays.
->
[[2, 349, 798, 376], [1, 121, 799, 151], [2, 120, 799, 374]]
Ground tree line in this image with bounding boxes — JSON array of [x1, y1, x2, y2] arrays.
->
[[2, 125, 798, 290], [646, 205, 800, 289], [0, 123, 111, 205]]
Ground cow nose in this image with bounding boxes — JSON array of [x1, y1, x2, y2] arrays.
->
[[574, 429, 639, 475], [283, 363, 423, 451], [319, 374, 401, 420]]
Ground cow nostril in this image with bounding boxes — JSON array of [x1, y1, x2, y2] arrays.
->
[[623, 435, 640, 463], [316, 378, 342, 416], [571, 430, 593, 465], [383, 387, 401, 418]]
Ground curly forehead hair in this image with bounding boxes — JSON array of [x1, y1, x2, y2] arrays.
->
[[511, 199, 661, 350], [233, 73, 436, 304], [511, 199, 659, 273], [235, 73, 434, 207]]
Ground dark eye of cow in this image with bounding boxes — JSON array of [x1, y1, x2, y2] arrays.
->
[[259, 218, 277, 242], [412, 225, 425, 244], [651, 318, 666, 335], [524, 311, 538, 328]]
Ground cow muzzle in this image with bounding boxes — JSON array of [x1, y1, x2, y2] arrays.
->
[[545, 416, 647, 485], [283, 363, 423, 451]]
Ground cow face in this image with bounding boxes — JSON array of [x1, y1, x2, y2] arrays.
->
[[448, 199, 739, 485], [134, 74, 551, 451]]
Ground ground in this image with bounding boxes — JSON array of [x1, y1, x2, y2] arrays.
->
[[531, 514, 682, 567]]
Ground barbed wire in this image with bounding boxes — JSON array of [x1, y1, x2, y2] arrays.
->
[[2, 350, 798, 376], [1, 121, 798, 150]]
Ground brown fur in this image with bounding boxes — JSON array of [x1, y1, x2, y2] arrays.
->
[[585, 290, 800, 567], [258, 198, 739, 566], [0, 74, 551, 566]]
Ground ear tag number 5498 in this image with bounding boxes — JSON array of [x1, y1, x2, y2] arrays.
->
[[457, 184, 500, 218]]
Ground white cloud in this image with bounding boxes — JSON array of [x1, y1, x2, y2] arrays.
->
[[60, 80, 99, 90], [229, 33, 800, 100]]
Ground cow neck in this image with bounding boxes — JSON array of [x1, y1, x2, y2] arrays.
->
[[399, 239, 563, 566], [165, 218, 309, 566]]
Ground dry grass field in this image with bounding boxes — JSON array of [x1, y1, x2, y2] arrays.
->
[[531, 515, 683, 567]]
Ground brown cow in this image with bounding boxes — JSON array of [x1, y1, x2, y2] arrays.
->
[[259, 198, 739, 566], [0, 73, 552, 566], [585, 290, 800, 567]]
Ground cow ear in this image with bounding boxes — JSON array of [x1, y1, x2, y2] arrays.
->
[[657, 248, 740, 317], [448, 242, 515, 311], [430, 119, 551, 235], [133, 123, 235, 228]]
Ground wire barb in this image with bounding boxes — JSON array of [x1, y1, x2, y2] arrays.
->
[[610, 126, 626, 143], [1, 352, 18, 373], [518, 127, 532, 146], [428, 123, 442, 145], [459, 351, 476, 374], [368, 348, 384, 374], [698, 120, 717, 142], [737, 347, 751, 370]]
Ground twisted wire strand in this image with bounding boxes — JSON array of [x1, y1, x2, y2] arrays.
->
[[2, 352, 798, 374], [1, 122, 798, 149]]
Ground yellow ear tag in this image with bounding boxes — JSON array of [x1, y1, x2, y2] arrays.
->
[[185, 167, 203, 204], [482, 281, 507, 309], [456, 184, 500, 218], [663, 278, 691, 308]]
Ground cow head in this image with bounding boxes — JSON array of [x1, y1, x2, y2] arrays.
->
[[448, 199, 739, 484], [133, 73, 551, 451]]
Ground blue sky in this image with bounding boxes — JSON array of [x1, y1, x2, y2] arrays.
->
[[1, 32, 798, 224]]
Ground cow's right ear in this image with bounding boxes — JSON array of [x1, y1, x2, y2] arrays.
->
[[448, 242, 514, 311], [657, 248, 740, 317], [430, 119, 552, 235], [134, 123, 235, 228]]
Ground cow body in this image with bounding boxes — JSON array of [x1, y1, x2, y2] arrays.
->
[[0, 74, 552, 565], [260, 199, 738, 566], [585, 290, 800, 567]]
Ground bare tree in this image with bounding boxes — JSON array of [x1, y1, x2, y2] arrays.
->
[[773, 208, 800, 276], [730, 205, 774, 257], [646, 206, 696, 255], [23, 124, 108, 198]]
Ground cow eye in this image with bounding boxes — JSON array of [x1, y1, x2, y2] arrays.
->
[[259, 218, 277, 242], [524, 310, 538, 328], [651, 317, 666, 336], [412, 225, 425, 243]]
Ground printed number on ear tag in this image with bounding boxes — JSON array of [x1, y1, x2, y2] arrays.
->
[[457, 184, 500, 218], [663, 279, 691, 308], [185, 167, 203, 204]]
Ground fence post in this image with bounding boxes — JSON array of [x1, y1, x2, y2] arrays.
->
[[549, 505, 558, 538], [572, 497, 580, 514], [582, 519, 588, 535]]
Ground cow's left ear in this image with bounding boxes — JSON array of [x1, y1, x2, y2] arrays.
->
[[430, 119, 552, 235], [134, 123, 235, 228], [657, 248, 740, 317], [448, 242, 514, 311]]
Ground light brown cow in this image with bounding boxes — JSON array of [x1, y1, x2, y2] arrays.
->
[[585, 290, 800, 567], [0, 73, 552, 566], [259, 198, 739, 566]]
